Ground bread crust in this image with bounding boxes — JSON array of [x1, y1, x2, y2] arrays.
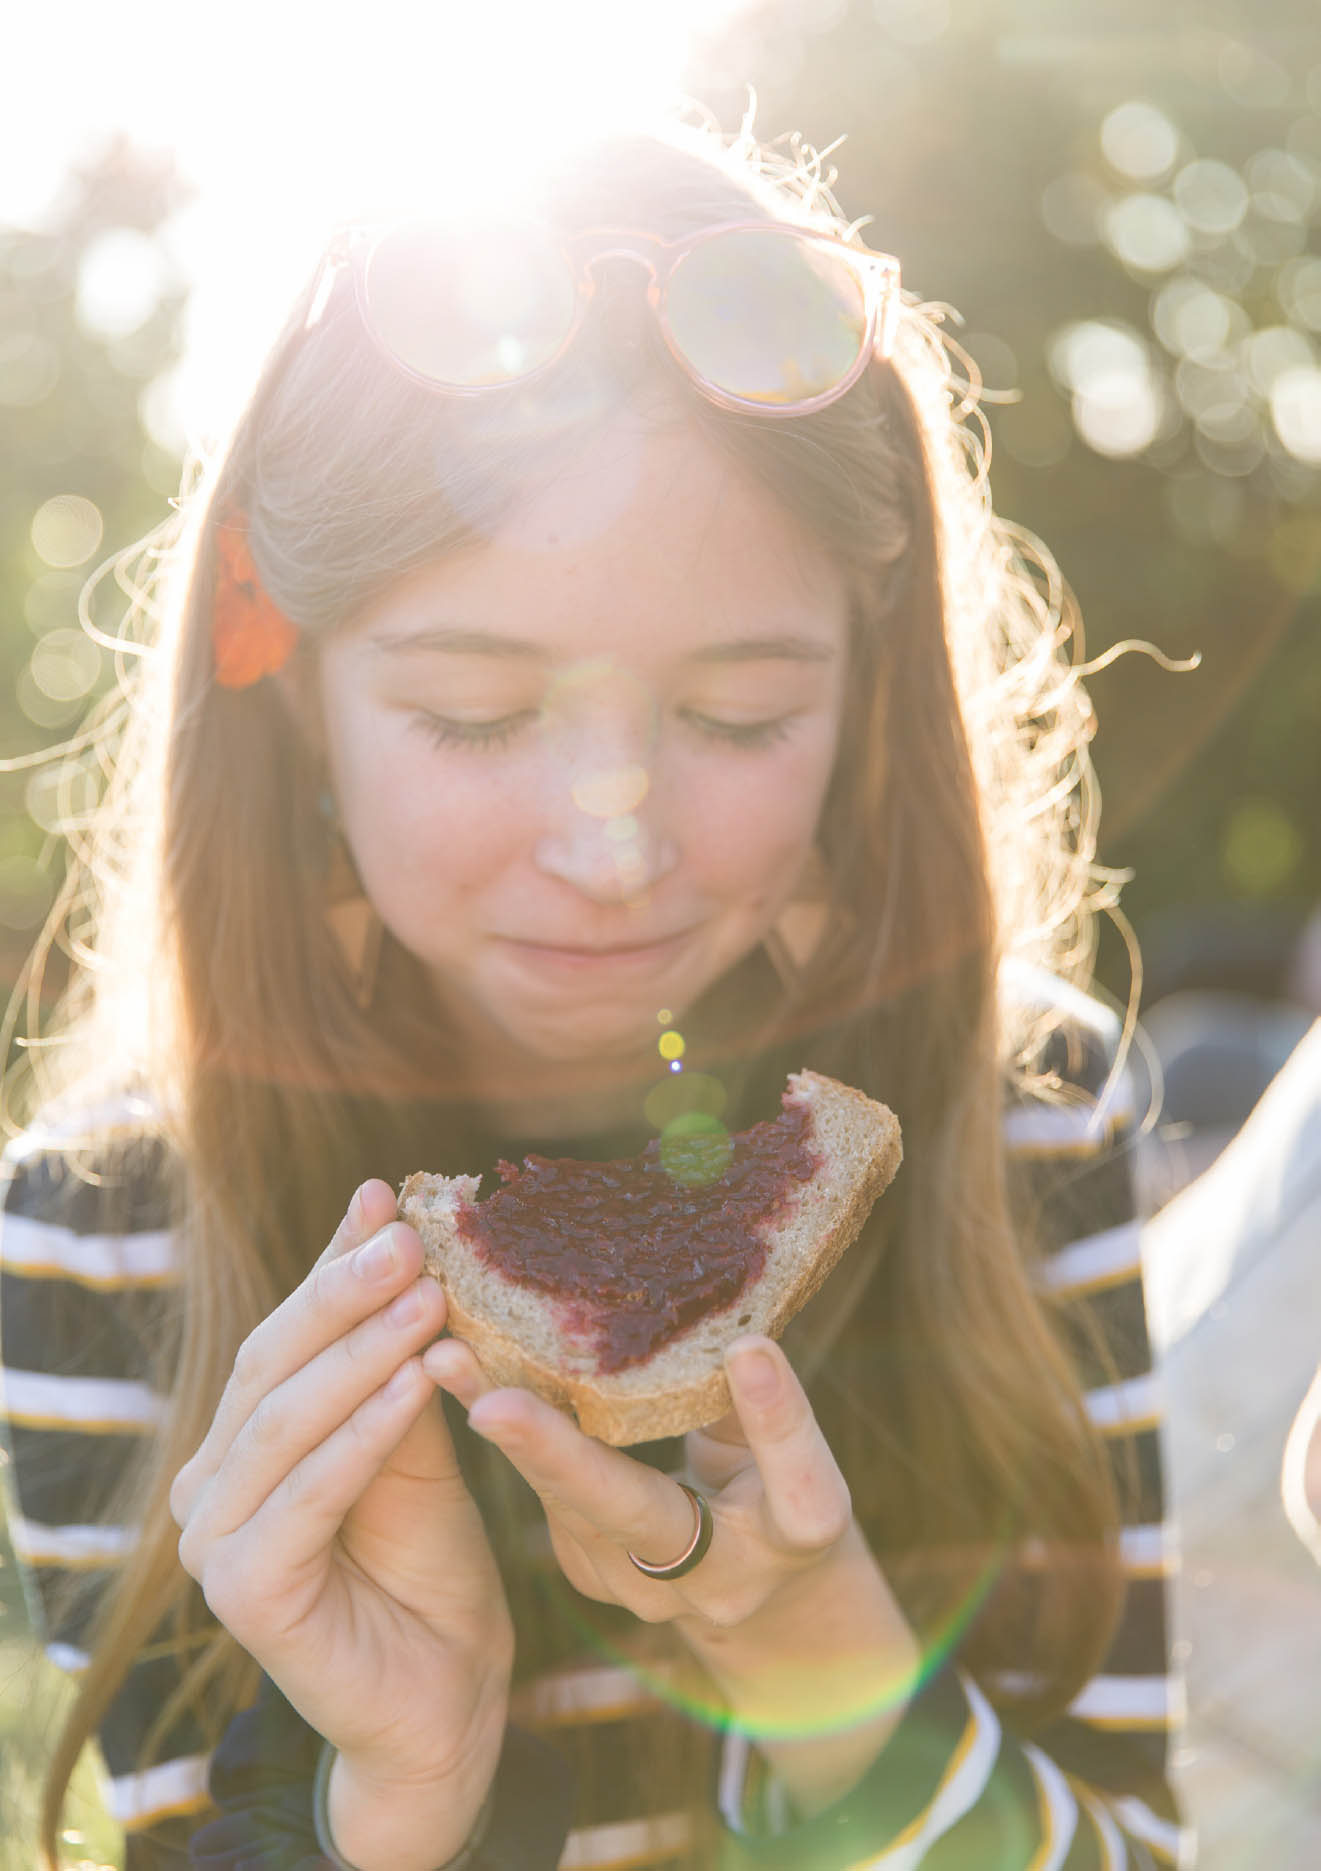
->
[[399, 1072, 901, 1446]]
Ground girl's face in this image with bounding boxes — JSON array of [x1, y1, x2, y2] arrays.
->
[[315, 415, 851, 1084]]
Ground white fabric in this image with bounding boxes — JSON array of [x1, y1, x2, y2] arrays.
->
[[1143, 1019, 1321, 1869]]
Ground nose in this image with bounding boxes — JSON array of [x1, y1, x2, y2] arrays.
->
[[531, 660, 677, 905], [533, 771, 679, 905]]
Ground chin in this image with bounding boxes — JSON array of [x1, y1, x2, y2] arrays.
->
[[506, 1007, 660, 1067]]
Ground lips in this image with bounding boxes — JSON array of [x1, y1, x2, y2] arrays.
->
[[511, 935, 688, 956], [495, 928, 698, 971]]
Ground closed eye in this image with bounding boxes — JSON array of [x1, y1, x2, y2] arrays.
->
[[411, 709, 538, 750], [411, 706, 800, 753], [681, 710, 798, 749]]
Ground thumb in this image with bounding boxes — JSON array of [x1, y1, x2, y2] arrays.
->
[[372, 1383, 471, 1502]]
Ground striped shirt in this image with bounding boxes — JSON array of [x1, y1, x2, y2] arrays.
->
[[0, 980, 1189, 1869]]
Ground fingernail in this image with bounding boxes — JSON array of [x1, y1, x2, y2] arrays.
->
[[730, 1345, 779, 1404], [386, 1285, 422, 1327], [354, 1227, 398, 1281]]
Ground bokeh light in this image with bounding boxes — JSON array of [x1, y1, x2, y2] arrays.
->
[[1173, 160, 1250, 239], [1278, 256, 1321, 331], [1218, 38, 1291, 110], [1103, 193, 1190, 275], [570, 765, 650, 819], [76, 229, 171, 339], [659, 1110, 734, 1186], [1049, 320, 1164, 458], [1173, 354, 1249, 423], [1221, 799, 1303, 896], [1243, 327, 1316, 397], [1100, 101, 1180, 182], [0, 331, 61, 408], [1039, 172, 1110, 247], [29, 495, 103, 570], [24, 758, 99, 836], [1269, 368, 1321, 465], [658, 1030, 686, 1062], [1247, 149, 1316, 225], [1151, 278, 1248, 360], [28, 630, 102, 705], [643, 1071, 726, 1130]]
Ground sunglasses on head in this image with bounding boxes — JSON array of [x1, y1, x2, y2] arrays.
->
[[311, 218, 902, 418]]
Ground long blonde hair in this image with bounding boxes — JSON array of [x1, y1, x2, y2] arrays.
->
[[9, 121, 1125, 1866]]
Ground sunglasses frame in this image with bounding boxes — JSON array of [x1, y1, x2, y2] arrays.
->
[[314, 219, 903, 419]]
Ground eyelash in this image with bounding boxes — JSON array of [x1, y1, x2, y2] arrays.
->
[[412, 711, 534, 751], [410, 710, 797, 752]]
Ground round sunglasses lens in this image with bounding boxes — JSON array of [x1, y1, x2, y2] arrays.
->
[[362, 226, 577, 387], [664, 228, 868, 406]]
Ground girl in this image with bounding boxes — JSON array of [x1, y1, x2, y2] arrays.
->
[[1, 121, 1182, 1870]]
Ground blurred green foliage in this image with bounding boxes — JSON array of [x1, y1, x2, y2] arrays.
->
[[0, 6, 1319, 1011], [0, 140, 186, 1006], [691, 0, 1321, 996]]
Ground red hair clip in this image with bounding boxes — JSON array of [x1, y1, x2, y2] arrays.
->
[[212, 519, 299, 690]]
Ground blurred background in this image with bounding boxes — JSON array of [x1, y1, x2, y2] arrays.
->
[[1, 0, 1318, 1865]]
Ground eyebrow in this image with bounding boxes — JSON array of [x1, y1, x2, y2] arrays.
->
[[369, 626, 837, 664]]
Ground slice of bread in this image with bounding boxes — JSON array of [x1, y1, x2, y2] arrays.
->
[[399, 1071, 901, 1446]]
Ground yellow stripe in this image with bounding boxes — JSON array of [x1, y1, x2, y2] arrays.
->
[[558, 1813, 690, 1868], [1046, 1264, 1142, 1300], [1006, 1140, 1109, 1163], [0, 1406, 153, 1433], [1073, 1713, 1173, 1733], [14, 1546, 127, 1573], [120, 1790, 214, 1832], [1073, 1785, 1126, 1871], [1122, 1555, 1174, 1581], [838, 1686, 981, 1865], [1097, 1412, 1161, 1440], [1022, 1753, 1056, 1871], [1017, 1544, 1172, 1583], [523, 1696, 661, 1728], [0, 1258, 175, 1292], [1004, 1110, 1125, 1162]]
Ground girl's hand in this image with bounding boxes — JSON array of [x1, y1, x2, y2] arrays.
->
[[170, 1181, 513, 1871], [426, 1332, 920, 1814]]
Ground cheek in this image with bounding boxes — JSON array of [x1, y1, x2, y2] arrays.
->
[[675, 739, 835, 891], [329, 717, 521, 914]]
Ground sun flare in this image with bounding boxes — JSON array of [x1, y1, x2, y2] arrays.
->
[[4, 0, 756, 448]]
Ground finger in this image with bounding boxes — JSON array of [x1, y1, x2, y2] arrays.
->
[[685, 1407, 755, 1494], [422, 1337, 498, 1411], [178, 1274, 448, 1551], [187, 1357, 439, 1629], [467, 1388, 698, 1563], [171, 1193, 419, 1521], [723, 1337, 852, 1553]]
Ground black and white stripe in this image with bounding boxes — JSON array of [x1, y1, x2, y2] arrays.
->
[[1, 1005, 1190, 1870]]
